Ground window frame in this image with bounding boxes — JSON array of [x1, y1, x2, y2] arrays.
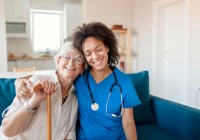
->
[[30, 9, 63, 54]]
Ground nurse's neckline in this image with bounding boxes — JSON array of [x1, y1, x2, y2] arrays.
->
[[90, 67, 113, 84]]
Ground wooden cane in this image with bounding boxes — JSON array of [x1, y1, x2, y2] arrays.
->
[[33, 83, 52, 140]]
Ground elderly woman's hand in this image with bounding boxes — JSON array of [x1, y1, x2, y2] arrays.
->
[[36, 79, 57, 96], [28, 80, 57, 108]]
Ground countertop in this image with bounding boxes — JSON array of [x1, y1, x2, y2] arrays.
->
[[0, 70, 54, 78], [8, 56, 54, 61]]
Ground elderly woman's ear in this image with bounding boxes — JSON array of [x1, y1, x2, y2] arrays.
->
[[54, 56, 60, 72]]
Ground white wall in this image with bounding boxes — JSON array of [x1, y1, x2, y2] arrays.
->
[[7, 38, 32, 57], [30, 0, 63, 10], [133, 0, 154, 71], [0, 0, 7, 72], [63, 3, 82, 39], [187, 0, 200, 107], [82, 0, 134, 28]]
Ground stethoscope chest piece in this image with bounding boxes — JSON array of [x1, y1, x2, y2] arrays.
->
[[91, 103, 99, 111]]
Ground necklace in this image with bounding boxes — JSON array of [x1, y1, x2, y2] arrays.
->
[[62, 92, 69, 98], [62, 88, 69, 98], [62, 92, 69, 105], [62, 93, 69, 102]]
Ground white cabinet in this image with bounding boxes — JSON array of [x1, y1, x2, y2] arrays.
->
[[5, 0, 29, 20], [13, 0, 29, 19], [35, 60, 55, 70], [5, 0, 30, 38], [8, 59, 55, 72], [6, 19, 30, 38], [4, 0, 12, 19], [8, 61, 17, 71], [17, 60, 35, 68]]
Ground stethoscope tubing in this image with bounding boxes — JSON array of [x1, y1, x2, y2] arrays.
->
[[87, 67, 123, 117]]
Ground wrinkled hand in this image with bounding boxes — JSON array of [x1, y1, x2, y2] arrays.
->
[[31, 80, 57, 103], [35, 79, 57, 95], [27, 80, 57, 108], [15, 79, 32, 102]]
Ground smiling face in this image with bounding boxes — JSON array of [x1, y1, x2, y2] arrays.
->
[[82, 37, 109, 71], [55, 42, 84, 81]]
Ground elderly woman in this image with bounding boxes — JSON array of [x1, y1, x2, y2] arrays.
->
[[0, 42, 85, 140]]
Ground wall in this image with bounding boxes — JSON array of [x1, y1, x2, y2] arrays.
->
[[82, 0, 134, 28], [0, 0, 7, 72], [187, 0, 200, 107], [63, 3, 82, 39], [30, 0, 63, 10], [7, 38, 32, 57], [132, 0, 154, 72]]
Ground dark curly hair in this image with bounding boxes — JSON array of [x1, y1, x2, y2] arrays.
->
[[72, 22, 120, 67]]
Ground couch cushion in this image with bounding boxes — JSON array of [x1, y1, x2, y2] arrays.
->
[[151, 95, 200, 140], [127, 71, 154, 124], [136, 124, 180, 140], [0, 78, 16, 125]]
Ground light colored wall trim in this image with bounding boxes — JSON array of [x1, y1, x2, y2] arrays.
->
[[0, 0, 7, 72]]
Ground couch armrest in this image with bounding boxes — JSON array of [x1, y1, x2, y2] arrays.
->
[[150, 95, 200, 140]]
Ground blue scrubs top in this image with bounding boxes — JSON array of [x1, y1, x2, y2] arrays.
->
[[74, 68, 141, 140]]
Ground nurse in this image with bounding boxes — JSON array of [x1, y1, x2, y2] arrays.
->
[[72, 22, 141, 140]]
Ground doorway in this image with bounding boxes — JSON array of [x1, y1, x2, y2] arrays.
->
[[152, 0, 188, 104]]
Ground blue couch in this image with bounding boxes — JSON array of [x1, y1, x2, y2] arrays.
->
[[0, 71, 200, 140], [137, 95, 200, 140]]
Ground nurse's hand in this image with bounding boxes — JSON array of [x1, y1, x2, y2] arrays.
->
[[15, 78, 32, 102]]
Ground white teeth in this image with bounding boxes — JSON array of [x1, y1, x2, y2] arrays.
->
[[93, 60, 102, 66], [65, 67, 75, 71]]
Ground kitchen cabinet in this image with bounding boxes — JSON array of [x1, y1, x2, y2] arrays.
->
[[5, 0, 30, 38], [6, 19, 30, 38], [17, 60, 35, 69], [112, 28, 131, 73], [8, 59, 55, 72], [8, 61, 17, 72], [35, 60, 55, 70], [5, 0, 29, 20], [4, 0, 12, 19]]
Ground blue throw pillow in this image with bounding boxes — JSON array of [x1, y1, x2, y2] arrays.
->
[[0, 78, 16, 125], [127, 71, 154, 124]]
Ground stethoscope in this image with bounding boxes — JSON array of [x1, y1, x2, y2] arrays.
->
[[87, 68, 124, 117]]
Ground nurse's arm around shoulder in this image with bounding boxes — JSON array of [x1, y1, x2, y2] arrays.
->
[[122, 108, 137, 140]]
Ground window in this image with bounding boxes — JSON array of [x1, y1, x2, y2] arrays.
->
[[31, 10, 62, 53]]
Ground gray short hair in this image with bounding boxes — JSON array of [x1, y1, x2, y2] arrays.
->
[[55, 42, 75, 58], [54, 42, 87, 69]]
